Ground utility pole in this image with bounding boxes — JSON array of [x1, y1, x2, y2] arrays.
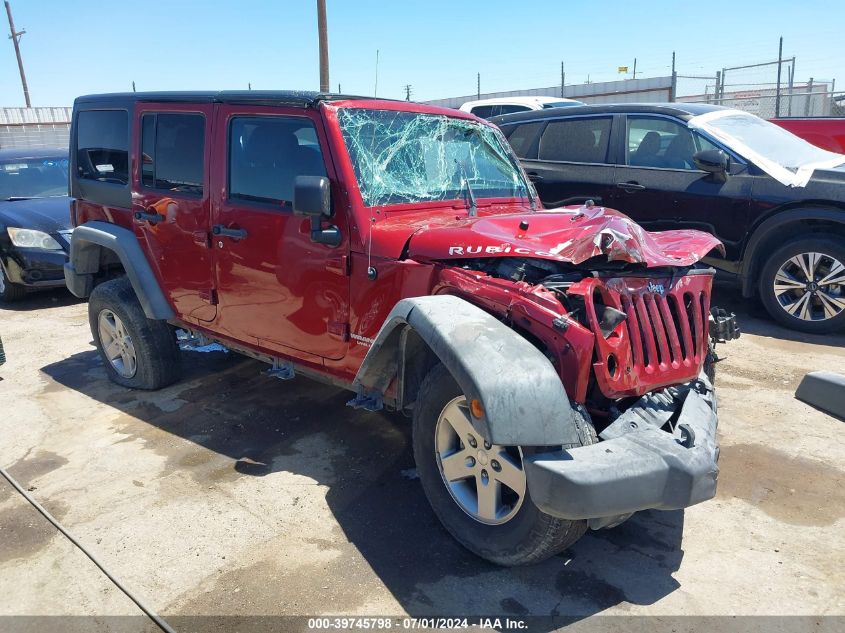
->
[[477, 72, 480, 100], [404, 84, 412, 101], [560, 61, 565, 98], [775, 35, 783, 117], [5, 1, 31, 107], [316, 0, 329, 92], [670, 51, 676, 101]]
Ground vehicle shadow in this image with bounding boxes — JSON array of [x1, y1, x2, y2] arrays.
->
[[40, 348, 685, 623], [0, 288, 82, 312], [711, 281, 845, 347]]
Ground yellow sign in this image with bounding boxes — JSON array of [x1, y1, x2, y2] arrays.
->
[[618, 66, 629, 73]]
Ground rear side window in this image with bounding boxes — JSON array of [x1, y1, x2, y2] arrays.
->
[[504, 122, 543, 158], [76, 110, 129, 184], [141, 113, 205, 195], [498, 105, 531, 115], [228, 116, 326, 207], [538, 117, 612, 163], [470, 105, 497, 119]]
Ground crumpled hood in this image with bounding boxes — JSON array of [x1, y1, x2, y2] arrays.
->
[[406, 204, 724, 267]]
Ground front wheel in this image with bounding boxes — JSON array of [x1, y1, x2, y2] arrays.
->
[[412, 363, 594, 566], [758, 237, 845, 334], [0, 265, 26, 302]]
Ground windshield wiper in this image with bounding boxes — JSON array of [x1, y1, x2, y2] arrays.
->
[[454, 160, 477, 217], [3, 196, 38, 201]]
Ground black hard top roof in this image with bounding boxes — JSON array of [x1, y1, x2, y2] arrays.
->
[[0, 147, 68, 161], [492, 102, 729, 125], [74, 90, 387, 108]]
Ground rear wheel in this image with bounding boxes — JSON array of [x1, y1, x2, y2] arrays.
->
[[89, 277, 181, 389], [759, 237, 845, 334], [412, 363, 594, 566], [0, 266, 26, 302]]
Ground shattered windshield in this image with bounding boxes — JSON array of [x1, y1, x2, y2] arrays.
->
[[337, 108, 532, 207], [691, 111, 845, 169]]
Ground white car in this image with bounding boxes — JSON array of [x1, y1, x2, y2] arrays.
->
[[459, 96, 583, 119]]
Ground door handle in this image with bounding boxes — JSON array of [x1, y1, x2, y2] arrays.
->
[[526, 172, 544, 182], [134, 209, 163, 224], [616, 181, 645, 192], [212, 225, 248, 240]]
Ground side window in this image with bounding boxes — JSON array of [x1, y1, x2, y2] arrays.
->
[[538, 117, 612, 163], [470, 105, 497, 119], [228, 116, 327, 207], [504, 122, 543, 159], [498, 105, 531, 115], [627, 116, 697, 170], [140, 113, 204, 194], [76, 110, 129, 184]]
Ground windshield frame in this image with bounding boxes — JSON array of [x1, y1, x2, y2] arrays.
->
[[333, 105, 536, 211]]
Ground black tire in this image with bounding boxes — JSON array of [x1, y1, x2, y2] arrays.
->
[[88, 277, 181, 389], [412, 363, 595, 566], [0, 266, 27, 302], [758, 236, 845, 334]]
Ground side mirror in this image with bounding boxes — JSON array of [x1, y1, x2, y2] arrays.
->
[[293, 175, 341, 247], [293, 175, 332, 218], [693, 149, 730, 183]]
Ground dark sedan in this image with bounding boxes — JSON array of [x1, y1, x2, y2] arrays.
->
[[494, 103, 845, 333], [0, 147, 72, 302]]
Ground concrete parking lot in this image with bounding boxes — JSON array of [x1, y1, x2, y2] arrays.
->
[[0, 284, 843, 630]]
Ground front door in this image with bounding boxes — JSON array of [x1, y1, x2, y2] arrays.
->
[[132, 103, 216, 322], [610, 115, 752, 263], [209, 104, 350, 361]]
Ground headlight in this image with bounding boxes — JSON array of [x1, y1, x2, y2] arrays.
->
[[6, 227, 63, 250]]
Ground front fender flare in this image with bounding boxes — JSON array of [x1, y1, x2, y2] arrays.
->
[[64, 221, 174, 320], [353, 295, 579, 447]]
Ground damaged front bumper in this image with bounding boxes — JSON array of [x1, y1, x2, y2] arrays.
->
[[524, 373, 719, 524]]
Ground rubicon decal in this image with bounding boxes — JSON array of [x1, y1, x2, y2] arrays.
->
[[448, 245, 560, 257]]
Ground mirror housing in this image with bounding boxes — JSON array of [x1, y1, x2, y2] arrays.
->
[[693, 149, 730, 183], [293, 175, 341, 247], [293, 175, 332, 218]]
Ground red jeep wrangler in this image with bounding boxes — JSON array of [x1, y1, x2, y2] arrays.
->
[[64, 91, 737, 565]]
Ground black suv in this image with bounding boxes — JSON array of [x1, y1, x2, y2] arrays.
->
[[493, 103, 845, 334]]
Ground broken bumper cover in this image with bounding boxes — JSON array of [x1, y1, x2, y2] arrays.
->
[[524, 375, 719, 521]]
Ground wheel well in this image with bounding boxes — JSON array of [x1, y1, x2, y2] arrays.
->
[[745, 217, 845, 296]]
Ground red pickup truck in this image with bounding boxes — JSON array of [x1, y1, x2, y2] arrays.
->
[[771, 118, 845, 153]]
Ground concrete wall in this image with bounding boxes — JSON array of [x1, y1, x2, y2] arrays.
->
[[424, 76, 674, 109], [0, 107, 72, 150]]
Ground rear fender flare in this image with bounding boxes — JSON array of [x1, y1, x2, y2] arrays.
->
[[65, 221, 174, 320], [353, 295, 579, 447]]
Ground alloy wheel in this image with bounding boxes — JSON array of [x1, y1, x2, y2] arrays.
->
[[97, 309, 137, 378], [434, 396, 526, 525], [773, 251, 845, 322]]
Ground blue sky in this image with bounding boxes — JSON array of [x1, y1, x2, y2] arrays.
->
[[1, 0, 842, 106]]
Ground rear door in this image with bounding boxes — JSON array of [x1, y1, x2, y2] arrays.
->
[[209, 104, 350, 361], [132, 103, 217, 322], [610, 114, 752, 261], [517, 115, 618, 208]]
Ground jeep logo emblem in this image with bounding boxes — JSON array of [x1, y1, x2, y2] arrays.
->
[[648, 281, 666, 295]]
